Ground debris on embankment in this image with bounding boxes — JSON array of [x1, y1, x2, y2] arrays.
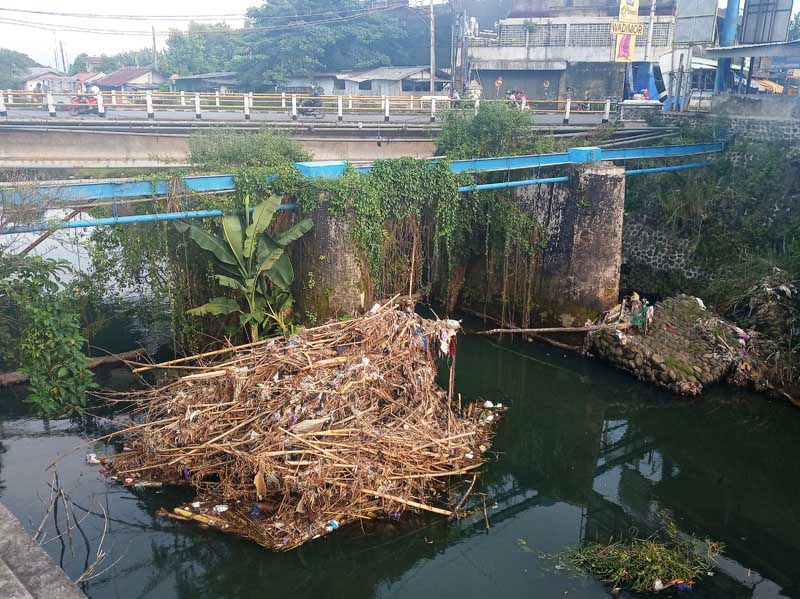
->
[[585, 294, 743, 395], [586, 274, 800, 405], [97, 299, 502, 550]]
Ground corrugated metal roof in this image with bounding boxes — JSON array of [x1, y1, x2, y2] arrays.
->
[[95, 67, 153, 87], [317, 66, 448, 83], [174, 71, 237, 81], [23, 67, 62, 80]]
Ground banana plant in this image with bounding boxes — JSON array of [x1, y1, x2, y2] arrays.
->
[[174, 195, 313, 341]]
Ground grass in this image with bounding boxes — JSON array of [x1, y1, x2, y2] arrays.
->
[[557, 515, 723, 593]]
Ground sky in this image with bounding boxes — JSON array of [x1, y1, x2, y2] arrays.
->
[[0, 0, 255, 68], [1, 0, 799, 70]]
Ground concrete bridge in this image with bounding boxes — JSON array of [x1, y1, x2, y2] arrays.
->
[[0, 118, 667, 169]]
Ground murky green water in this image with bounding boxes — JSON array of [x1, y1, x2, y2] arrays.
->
[[1, 327, 798, 599]]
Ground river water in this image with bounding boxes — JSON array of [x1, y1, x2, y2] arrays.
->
[[0, 328, 798, 599]]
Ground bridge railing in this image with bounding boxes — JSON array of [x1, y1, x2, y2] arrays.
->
[[0, 89, 619, 124]]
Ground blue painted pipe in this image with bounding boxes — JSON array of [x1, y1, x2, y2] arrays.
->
[[1, 143, 725, 207], [713, 0, 741, 94], [0, 204, 296, 235], [457, 176, 569, 193], [625, 161, 715, 176]]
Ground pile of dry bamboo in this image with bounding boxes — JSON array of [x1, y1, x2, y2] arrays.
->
[[104, 299, 502, 550]]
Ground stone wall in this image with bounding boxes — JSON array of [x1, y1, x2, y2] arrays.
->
[[622, 216, 703, 281], [654, 111, 800, 145]]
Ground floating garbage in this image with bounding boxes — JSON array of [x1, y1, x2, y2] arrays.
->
[[86, 453, 102, 465], [103, 300, 503, 551]]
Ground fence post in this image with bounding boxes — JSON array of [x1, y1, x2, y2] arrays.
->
[[111, 90, 116, 106], [6, 90, 11, 105], [0, 93, 6, 117], [474, 98, 480, 115], [521, 97, 528, 110], [243, 94, 250, 120], [96, 91, 105, 117], [215, 91, 220, 108], [602, 98, 611, 124], [337, 95, 343, 121], [46, 92, 55, 117], [281, 92, 286, 108], [291, 94, 297, 120], [249, 91, 254, 112], [384, 96, 390, 121], [194, 93, 202, 119], [146, 90, 154, 119], [430, 97, 436, 122], [179, 90, 185, 106], [563, 97, 571, 124], [348, 94, 352, 110]]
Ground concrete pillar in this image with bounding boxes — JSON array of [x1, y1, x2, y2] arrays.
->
[[515, 161, 626, 325], [292, 202, 369, 321], [337, 95, 343, 121]]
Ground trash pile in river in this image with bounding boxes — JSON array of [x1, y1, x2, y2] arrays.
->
[[585, 294, 745, 395], [101, 299, 502, 550]]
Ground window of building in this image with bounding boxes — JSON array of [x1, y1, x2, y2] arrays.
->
[[528, 24, 567, 46], [568, 23, 613, 47], [334, 78, 346, 90], [358, 80, 373, 90]]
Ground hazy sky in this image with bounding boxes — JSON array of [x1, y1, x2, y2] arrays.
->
[[0, 0, 255, 67], [1, 0, 799, 69]]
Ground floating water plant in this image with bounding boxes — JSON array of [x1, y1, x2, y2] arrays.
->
[[559, 515, 723, 593]]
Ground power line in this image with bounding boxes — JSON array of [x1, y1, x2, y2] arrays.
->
[[0, 17, 156, 36], [0, 5, 403, 22], [0, 5, 406, 37]]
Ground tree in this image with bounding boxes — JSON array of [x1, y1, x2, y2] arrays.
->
[[0, 48, 40, 88], [175, 196, 313, 340], [160, 23, 242, 76], [235, 0, 408, 90], [790, 12, 800, 41]]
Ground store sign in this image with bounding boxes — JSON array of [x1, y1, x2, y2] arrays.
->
[[614, 0, 641, 63], [611, 21, 644, 35]]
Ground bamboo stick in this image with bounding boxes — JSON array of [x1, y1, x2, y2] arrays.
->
[[477, 323, 631, 336], [361, 489, 454, 517]]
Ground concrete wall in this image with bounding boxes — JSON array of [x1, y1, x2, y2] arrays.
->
[[515, 162, 626, 324], [0, 129, 437, 168], [710, 94, 800, 120], [292, 202, 369, 321]]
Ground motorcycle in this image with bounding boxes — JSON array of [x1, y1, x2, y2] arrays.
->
[[68, 95, 99, 116], [297, 97, 325, 119]]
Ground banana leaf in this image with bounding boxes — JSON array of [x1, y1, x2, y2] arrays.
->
[[186, 297, 241, 316]]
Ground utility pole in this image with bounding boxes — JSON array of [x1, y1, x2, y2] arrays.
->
[[152, 26, 158, 70], [59, 41, 67, 74], [429, 0, 436, 94], [643, 0, 656, 63]]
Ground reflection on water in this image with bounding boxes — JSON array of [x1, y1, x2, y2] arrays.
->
[[1, 328, 798, 599]]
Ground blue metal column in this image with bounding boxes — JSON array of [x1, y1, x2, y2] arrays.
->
[[713, 0, 741, 94]]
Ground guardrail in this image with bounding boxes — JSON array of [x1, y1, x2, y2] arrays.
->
[[0, 90, 618, 124]]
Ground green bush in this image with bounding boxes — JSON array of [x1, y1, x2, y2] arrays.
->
[[0, 256, 95, 415]]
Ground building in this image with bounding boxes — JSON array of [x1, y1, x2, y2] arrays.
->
[[468, 0, 677, 99], [172, 72, 239, 93], [22, 68, 77, 93], [73, 72, 106, 87], [94, 66, 166, 91], [285, 66, 451, 96]]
